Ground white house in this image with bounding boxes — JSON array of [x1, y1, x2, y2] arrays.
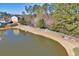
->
[[11, 16, 18, 23]]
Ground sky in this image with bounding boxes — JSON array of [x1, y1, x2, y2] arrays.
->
[[0, 3, 42, 14]]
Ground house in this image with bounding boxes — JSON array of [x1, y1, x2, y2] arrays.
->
[[0, 16, 18, 27]]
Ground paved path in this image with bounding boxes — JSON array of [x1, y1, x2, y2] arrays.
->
[[1, 24, 79, 56], [14, 25, 79, 56]]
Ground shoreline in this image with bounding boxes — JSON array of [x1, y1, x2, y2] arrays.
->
[[1, 25, 79, 56], [15, 25, 76, 56]]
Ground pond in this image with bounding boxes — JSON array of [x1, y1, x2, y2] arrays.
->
[[0, 29, 68, 56]]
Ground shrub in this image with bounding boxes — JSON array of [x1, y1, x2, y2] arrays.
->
[[36, 19, 45, 28]]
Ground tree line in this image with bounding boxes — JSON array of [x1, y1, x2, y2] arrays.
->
[[18, 3, 79, 38]]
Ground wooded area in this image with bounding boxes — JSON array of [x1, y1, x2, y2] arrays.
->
[[1, 3, 79, 38]]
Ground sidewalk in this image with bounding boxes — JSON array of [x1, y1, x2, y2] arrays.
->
[[2, 24, 79, 56]]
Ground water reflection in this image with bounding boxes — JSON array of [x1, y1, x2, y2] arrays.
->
[[13, 29, 20, 35], [0, 29, 68, 56], [4, 29, 14, 35], [4, 29, 20, 36]]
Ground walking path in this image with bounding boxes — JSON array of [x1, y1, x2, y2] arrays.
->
[[1, 24, 79, 56], [14, 25, 79, 56]]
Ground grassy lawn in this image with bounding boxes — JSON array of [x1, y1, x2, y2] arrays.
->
[[73, 48, 79, 56]]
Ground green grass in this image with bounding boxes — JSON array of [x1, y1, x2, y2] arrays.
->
[[73, 48, 79, 56]]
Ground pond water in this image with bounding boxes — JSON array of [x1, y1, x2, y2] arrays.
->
[[0, 29, 68, 56]]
